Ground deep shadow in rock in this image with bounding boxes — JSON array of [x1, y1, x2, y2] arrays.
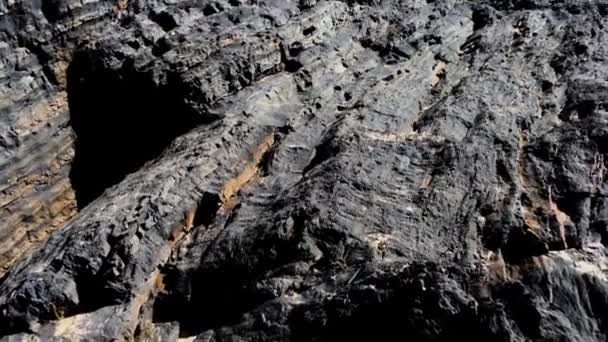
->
[[67, 50, 205, 209]]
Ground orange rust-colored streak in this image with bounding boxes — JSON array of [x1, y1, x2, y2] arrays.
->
[[126, 132, 282, 341], [548, 186, 569, 248], [419, 174, 433, 190], [154, 272, 165, 292], [14, 92, 69, 138], [49, 60, 70, 89], [431, 61, 447, 87], [164, 132, 278, 284], [183, 206, 196, 232], [516, 130, 571, 248], [141, 133, 280, 340], [0, 186, 77, 276], [516, 130, 544, 234], [501, 256, 545, 281], [0, 128, 76, 278], [486, 251, 507, 282], [165, 131, 277, 250], [220, 132, 276, 205], [112, 0, 129, 14], [168, 203, 202, 245]]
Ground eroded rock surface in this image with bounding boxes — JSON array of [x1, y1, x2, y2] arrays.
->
[[1, 0, 608, 341]]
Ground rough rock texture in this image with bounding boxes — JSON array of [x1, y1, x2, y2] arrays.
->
[[1, 0, 608, 341]]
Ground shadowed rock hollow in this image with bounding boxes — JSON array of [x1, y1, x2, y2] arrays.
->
[[0, 0, 608, 341], [67, 48, 206, 208]]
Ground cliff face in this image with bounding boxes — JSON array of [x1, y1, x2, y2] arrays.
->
[[1, 0, 608, 341]]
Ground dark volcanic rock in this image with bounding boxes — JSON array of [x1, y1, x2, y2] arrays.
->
[[1, 0, 608, 341]]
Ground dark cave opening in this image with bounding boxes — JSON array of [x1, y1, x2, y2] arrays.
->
[[66, 51, 205, 209]]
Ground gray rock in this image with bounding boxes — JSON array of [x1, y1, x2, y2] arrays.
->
[[1, 0, 608, 341]]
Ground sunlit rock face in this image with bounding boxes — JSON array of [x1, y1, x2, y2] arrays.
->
[[1, 0, 608, 341]]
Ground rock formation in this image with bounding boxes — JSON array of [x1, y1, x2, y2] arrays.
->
[[1, 0, 608, 340]]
